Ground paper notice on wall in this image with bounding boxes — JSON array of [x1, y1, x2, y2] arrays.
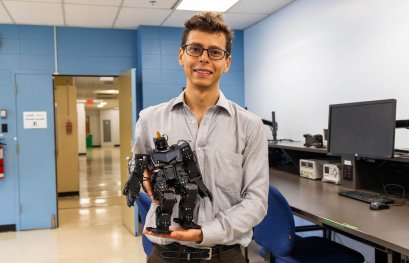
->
[[23, 112, 47, 129]]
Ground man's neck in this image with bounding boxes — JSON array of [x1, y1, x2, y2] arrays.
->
[[184, 86, 219, 124]]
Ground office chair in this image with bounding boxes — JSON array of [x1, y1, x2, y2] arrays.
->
[[135, 192, 154, 256], [253, 185, 365, 263]]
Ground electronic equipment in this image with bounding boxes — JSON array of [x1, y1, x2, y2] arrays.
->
[[328, 99, 396, 159], [339, 190, 394, 204], [323, 129, 328, 147], [303, 134, 324, 148], [322, 163, 341, 184], [299, 159, 328, 180], [369, 201, 390, 210], [262, 111, 278, 143]]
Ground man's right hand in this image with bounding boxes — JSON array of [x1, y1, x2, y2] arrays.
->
[[143, 169, 160, 205]]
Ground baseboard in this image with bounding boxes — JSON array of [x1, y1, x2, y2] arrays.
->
[[0, 224, 16, 232], [58, 191, 79, 197]]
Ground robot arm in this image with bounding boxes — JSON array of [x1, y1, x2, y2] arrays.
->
[[179, 142, 213, 202], [123, 154, 151, 207]]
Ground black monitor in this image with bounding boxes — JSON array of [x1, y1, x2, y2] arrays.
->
[[328, 99, 396, 159]]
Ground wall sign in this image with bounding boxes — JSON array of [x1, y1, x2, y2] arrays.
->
[[23, 112, 47, 129]]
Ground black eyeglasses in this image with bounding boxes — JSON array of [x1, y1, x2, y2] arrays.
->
[[183, 44, 229, 60]]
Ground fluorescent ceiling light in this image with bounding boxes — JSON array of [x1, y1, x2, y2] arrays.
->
[[94, 90, 119, 94], [176, 0, 239, 12], [99, 76, 114, 82]]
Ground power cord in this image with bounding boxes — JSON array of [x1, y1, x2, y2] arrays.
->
[[382, 184, 406, 206]]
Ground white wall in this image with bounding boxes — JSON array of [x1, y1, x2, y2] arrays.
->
[[77, 103, 86, 154], [244, 0, 409, 148], [100, 109, 120, 147], [87, 109, 101, 146]]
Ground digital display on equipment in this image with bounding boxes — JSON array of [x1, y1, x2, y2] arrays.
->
[[328, 99, 396, 159]]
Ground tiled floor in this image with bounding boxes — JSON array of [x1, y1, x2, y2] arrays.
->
[[0, 147, 263, 263]]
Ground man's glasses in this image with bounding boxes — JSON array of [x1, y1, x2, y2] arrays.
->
[[183, 44, 229, 60]]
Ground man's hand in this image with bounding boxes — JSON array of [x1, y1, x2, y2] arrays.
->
[[143, 228, 203, 243], [143, 169, 159, 205]]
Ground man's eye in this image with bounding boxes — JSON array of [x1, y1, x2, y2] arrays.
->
[[209, 49, 223, 56], [189, 46, 201, 53]]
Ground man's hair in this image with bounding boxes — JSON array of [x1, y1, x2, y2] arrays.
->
[[181, 12, 234, 55]]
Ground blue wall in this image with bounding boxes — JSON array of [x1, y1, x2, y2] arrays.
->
[[0, 25, 55, 227], [137, 26, 245, 109], [57, 27, 136, 76], [0, 25, 137, 229], [0, 23, 244, 230]]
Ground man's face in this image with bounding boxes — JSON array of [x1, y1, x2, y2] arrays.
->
[[178, 30, 231, 90]]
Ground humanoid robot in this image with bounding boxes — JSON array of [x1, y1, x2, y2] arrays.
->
[[123, 132, 213, 234]]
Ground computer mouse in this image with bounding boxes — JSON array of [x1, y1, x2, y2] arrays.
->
[[369, 202, 390, 210]]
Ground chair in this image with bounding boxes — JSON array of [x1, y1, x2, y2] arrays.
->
[[253, 185, 365, 263], [135, 192, 154, 256]]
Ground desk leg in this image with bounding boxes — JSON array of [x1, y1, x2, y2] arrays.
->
[[375, 249, 401, 263], [323, 228, 332, 240]]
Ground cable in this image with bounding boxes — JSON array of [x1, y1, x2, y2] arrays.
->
[[382, 184, 406, 206]]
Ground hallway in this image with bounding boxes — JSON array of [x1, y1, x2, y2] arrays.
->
[[0, 147, 146, 263]]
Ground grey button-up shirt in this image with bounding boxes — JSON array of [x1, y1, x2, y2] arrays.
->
[[132, 91, 268, 247]]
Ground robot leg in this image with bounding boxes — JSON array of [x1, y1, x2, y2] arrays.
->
[[174, 183, 200, 229], [146, 191, 177, 234]]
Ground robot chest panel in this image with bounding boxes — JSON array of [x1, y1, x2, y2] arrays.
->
[[156, 163, 188, 184]]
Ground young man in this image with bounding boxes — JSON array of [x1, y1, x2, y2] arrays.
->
[[132, 12, 269, 263]]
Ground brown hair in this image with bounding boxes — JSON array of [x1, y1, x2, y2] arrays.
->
[[181, 12, 234, 55]]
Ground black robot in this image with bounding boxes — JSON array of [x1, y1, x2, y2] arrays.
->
[[123, 132, 213, 234]]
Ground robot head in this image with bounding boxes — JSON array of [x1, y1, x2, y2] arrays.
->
[[153, 131, 169, 151]]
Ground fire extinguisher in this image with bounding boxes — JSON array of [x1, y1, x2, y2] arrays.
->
[[0, 145, 4, 179]]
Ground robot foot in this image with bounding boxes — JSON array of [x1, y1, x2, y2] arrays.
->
[[146, 226, 171, 235], [173, 218, 201, 229]]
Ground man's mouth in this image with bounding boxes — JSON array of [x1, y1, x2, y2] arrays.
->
[[194, 69, 212, 76]]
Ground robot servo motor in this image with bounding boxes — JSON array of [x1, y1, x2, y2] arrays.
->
[[123, 132, 213, 234]]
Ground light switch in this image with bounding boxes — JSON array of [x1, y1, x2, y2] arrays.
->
[[0, 110, 6, 118]]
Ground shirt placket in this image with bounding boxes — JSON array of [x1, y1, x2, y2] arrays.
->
[[195, 108, 214, 175]]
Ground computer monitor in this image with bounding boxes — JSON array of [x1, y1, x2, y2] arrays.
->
[[327, 99, 396, 159]]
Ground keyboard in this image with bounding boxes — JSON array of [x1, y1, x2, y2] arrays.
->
[[339, 190, 395, 204]]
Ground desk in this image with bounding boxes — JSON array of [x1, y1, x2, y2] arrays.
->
[[268, 142, 409, 262], [270, 168, 409, 262]]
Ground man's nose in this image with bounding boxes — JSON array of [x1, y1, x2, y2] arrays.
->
[[199, 49, 210, 62]]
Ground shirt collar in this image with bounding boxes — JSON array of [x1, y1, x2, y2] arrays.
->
[[170, 90, 232, 116]]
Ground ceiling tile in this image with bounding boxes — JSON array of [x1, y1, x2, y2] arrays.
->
[[0, 3, 13, 24], [228, 0, 294, 14], [224, 12, 268, 30], [65, 4, 118, 28], [161, 10, 197, 28], [5, 0, 61, 3], [65, 0, 122, 7], [115, 7, 172, 28], [122, 0, 179, 9], [3, 1, 63, 25]]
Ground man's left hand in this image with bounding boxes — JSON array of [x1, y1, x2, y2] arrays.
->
[[143, 228, 203, 242]]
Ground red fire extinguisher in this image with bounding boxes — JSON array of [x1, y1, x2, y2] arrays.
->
[[0, 146, 4, 179]]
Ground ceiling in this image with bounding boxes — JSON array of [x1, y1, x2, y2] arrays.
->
[[74, 76, 119, 110], [0, 0, 294, 30]]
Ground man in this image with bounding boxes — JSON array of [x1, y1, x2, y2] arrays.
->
[[132, 12, 269, 263]]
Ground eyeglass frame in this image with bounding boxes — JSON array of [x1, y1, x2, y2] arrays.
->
[[182, 44, 230, 60]]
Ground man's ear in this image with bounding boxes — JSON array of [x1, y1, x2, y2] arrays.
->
[[223, 55, 232, 73], [178, 48, 184, 66]]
